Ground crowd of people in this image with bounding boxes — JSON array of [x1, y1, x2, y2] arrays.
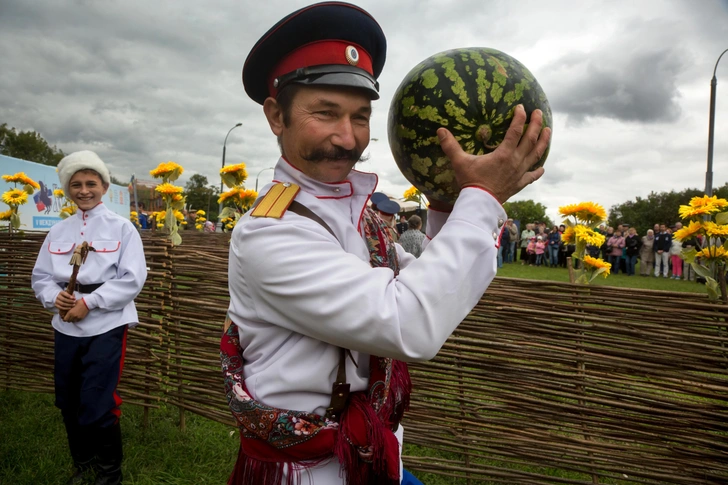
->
[[500, 221, 701, 280]]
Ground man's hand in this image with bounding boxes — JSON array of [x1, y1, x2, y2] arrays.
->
[[438, 104, 551, 204], [63, 299, 89, 323], [55, 291, 76, 311]]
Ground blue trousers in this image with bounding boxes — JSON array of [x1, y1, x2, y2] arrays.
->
[[625, 254, 638, 275], [548, 245, 560, 266], [608, 255, 621, 274], [403, 469, 424, 485], [54, 325, 128, 428]]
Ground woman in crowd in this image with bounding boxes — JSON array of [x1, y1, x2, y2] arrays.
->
[[527, 237, 537, 266], [668, 228, 683, 280], [639, 229, 655, 276], [624, 227, 642, 276], [547, 225, 561, 268], [520, 223, 535, 265], [607, 230, 626, 275], [535, 236, 547, 266]]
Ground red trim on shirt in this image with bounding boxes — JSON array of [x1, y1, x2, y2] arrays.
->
[[47, 241, 76, 254], [89, 241, 121, 252], [111, 326, 128, 422], [462, 185, 504, 210]]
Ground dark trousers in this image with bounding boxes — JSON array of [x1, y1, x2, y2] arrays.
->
[[55, 325, 127, 482], [55, 325, 127, 428], [625, 255, 638, 275], [608, 255, 621, 274]]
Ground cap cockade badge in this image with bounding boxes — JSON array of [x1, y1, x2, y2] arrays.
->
[[345, 45, 359, 66]]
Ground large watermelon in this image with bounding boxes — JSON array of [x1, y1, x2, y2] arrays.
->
[[388, 47, 552, 204]]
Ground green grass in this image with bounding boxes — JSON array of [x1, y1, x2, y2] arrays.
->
[[0, 390, 235, 485], [0, 391, 647, 485], [1, 391, 448, 485], [496, 260, 707, 294]]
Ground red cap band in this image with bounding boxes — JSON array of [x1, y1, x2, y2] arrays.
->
[[268, 40, 373, 97]]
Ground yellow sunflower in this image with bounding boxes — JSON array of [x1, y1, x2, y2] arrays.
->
[[582, 255, 611, 277], [195, 223, 203, 230], [196, 210, 206, 216], [403, 186, 421, 202], [673, 220, 703, 241], [239, 189, 258, 208], [19, 174, 40, 190], [220, 163, 249, 187], [561, 226, 575, 244], [2, 173, 39, 189], [688, 195, 728, 209], [2, 188, 29, 205], [559, 202, 607, 224], [574, 225, 606, 247], [54, 189, 65, 198], [155, 183, 184, 195], [696, 245, 728, 261], [0, 209, 13, 221], [150, 161, 184, 180], [704, 221, 728, 237], [61, 205, 77, 216], [220, 163, 248, 175], [218, 188, 238, 204], [679, 204, 722, 219]]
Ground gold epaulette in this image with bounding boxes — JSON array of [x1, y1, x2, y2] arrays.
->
[[250, 182, 301, 219]]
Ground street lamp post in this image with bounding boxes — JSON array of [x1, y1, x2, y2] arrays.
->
[[206, 185, 216, 218], [255, 167, 275, 192], [705, 48, 728, 197], [220, 123, 243, 214]]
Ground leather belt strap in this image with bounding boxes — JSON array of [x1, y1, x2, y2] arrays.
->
[[325, 347, 351, 421], [61, 282, 104, 293], [288, 201, 338, 241]]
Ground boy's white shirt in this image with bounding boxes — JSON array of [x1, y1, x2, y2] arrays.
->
[[31, 203, 147, 337]]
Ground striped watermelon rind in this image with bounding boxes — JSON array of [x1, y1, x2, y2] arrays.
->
[[387, 47, 553, 204]]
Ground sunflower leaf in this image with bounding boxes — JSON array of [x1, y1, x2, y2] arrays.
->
[[715, 212, 728, 225]]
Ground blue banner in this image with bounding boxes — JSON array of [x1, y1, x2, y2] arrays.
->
[[0, 154, 130, 231]]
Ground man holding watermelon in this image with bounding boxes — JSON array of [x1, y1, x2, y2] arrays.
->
[[221, 2, 551, 484]]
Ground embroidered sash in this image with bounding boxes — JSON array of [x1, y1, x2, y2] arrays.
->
[[221, 207, 411, 485]]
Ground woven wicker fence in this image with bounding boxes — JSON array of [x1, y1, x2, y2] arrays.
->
[[1, 231, 726, 484]]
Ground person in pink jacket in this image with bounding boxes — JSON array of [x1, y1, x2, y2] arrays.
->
[[535, 236, 547, 266], [607, 230, 626, 274]]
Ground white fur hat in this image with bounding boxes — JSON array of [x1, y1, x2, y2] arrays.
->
[[57, 150, 111, 193]]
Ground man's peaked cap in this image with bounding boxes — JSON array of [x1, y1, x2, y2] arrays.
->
[[243, 2, 387, 105]]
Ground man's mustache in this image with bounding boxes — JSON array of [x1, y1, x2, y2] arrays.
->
[[301, 147, 369, 164]]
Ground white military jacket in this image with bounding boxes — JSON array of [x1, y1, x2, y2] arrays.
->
[[227, 158, 507, 484], [32, 203, 147, 337]]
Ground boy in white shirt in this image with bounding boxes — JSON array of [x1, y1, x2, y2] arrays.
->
[[32, 151, 147, 485]]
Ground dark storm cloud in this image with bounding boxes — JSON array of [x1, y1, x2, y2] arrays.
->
[[547, 42, 686, 124]]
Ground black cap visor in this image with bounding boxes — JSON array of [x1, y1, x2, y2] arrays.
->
[[274, 64, 380, 100]]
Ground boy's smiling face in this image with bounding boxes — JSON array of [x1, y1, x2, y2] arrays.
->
[[68, 170, 109, 211]]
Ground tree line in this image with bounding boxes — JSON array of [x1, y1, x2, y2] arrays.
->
[[2, 122, 723, 230]]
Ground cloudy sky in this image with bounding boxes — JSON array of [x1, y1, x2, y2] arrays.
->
[[1, 0, 727, 223]]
